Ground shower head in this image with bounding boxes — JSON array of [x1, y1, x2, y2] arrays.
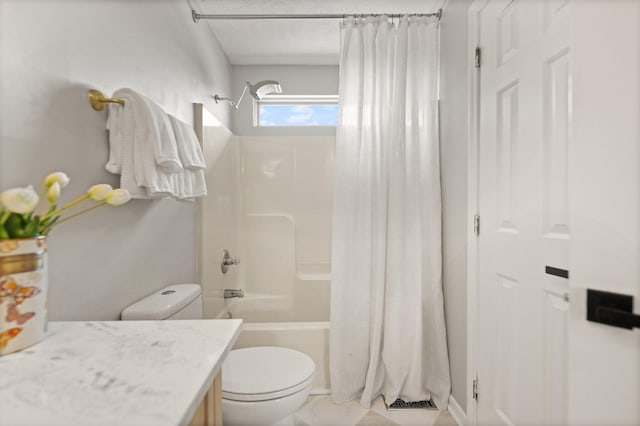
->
[[214, 80, 282, 109], [248, 80, 282, 100]]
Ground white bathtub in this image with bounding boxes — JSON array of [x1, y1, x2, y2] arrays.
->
[[221, 297, 330, 394]]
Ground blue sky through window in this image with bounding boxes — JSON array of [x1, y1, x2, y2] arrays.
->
[[259, 104, 339, 126]]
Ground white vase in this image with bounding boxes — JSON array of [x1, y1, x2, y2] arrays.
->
[[0, 237, 48, 355]]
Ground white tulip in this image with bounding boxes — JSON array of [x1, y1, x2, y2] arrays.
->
[[0, 186, 39, 214], [45, 172, 70, 189], [48, 182, 61, 203], [104, 188, 131, 206], [88, 184, 113, 201]]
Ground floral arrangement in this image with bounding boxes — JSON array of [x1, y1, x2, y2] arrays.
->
[[0, 172, 130, 239]]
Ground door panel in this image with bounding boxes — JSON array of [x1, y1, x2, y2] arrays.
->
[[542, 290, 569, 425], [477, 1, 569, 424], [542, 49, 569, 239]]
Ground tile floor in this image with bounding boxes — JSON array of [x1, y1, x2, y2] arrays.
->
[[288, 395, 458, 426]]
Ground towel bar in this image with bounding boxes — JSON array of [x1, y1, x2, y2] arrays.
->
[[88, 89, 124, 111]]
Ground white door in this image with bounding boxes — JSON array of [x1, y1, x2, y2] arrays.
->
[[475, 1, 640, 425], [567, 1, 640, 424], [477, 1, 570, 424]]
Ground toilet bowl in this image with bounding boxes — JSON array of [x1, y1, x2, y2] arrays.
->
[[222, 346, 315, 426], [121, 285, 315, 426]]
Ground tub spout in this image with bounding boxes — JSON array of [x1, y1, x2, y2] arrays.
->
[[224, 289, 244, 299]]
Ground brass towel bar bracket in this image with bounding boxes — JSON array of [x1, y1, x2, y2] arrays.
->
[[88, 89, 124, 111]]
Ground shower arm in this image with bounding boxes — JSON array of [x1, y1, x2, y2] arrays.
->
[[214, 82, 250, 110]]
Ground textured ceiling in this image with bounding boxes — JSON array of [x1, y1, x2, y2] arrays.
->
[[192, 0, 445, 65]]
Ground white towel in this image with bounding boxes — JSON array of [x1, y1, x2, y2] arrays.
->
[[167, 115, 207, 200], [105, 89, 177, 198], [108, 90, 156, 198], [172, 169, 207, 201], [116, 88, 183, 174], [105, 103, 124, 174], [105, 88, 206, 200], [169, 115, 206, 170]]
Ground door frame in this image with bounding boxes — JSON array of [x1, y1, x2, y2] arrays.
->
[[465, 1, 488, 425]]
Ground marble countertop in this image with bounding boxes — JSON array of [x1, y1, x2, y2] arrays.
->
[[0, 319, 242, 426]]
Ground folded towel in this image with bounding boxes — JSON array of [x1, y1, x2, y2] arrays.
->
[[116, 89, 183, 174], [172, 169, 207, 201], [108, 90, 157, 199], [105, 103, 128, 174], [169, 115, 206, 170], [105, 88, 206, 200]]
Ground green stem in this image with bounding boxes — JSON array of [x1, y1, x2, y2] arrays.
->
[[0, 210, 10, 226], [42, 194, 90, 221], [53, 201, 106, 226], [40, 216, 59, 236]]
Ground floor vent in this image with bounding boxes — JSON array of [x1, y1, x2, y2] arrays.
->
[[385, 398, 437, 410]]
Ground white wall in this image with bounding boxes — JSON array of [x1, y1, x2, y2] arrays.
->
[[0, 0, 232, 320], [440, 0, 472, 412], [229, 65, 339, 136]]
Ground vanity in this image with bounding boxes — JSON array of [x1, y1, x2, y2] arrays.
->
[[0, 319, 242, 425]]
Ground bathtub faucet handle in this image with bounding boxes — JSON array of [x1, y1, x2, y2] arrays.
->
[[221, 249, 240, 273], [224, 256, 240, 265]]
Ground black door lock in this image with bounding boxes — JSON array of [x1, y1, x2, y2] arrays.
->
[[587, 289, 640, 330]]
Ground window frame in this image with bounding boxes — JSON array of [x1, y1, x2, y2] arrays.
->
[[253, 95, 340, 127]]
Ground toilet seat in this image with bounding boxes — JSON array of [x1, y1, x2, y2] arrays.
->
[[222, 347, 315, 402]]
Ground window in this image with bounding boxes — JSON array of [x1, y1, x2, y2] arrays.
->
[[255, 95, 339, 127]]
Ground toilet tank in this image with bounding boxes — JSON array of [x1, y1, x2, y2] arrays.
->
[[121, 284, 203, 320]]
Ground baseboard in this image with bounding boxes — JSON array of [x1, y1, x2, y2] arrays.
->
[[448, 395, 466, 426]]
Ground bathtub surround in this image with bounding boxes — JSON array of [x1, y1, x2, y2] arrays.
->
[[0, 0, 232, 320], [199, 130, 334, 322], [198, 121, 242, 320], [240, 136, 334, 320], [331, 16, 451, 409]]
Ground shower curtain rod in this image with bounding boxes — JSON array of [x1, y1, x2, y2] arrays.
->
[[191, 9, 442, 23]]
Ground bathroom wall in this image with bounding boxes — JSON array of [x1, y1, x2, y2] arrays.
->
[[440, 0, 473, 412], [229, 65, 339, 137], [0, 0, 232, 320]]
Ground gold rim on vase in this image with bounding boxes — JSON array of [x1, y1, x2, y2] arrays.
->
[[0, 252, 45, 275]]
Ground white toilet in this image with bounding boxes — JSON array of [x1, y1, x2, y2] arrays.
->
[[121, 284, 316, 426], [121, 283, 203, 320], [222, 346, 315, 426]]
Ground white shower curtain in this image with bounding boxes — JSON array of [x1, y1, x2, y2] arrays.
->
[[330, 16, 451, 409]]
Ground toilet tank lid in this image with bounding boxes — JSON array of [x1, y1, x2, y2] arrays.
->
[[121, 284, 201, 320]]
